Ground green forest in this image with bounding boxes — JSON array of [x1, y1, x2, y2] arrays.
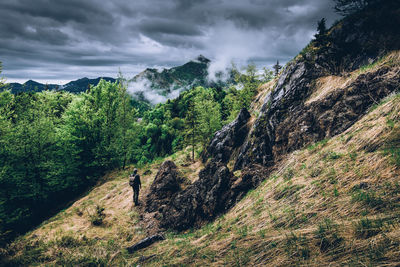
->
[[0, 63, 273, 243]]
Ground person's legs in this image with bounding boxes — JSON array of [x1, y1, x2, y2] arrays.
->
[[134, 188, 139, 205], [132, 188, 136, 203]]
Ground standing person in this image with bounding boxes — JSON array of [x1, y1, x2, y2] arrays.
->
[[129, 169, 141, 206]]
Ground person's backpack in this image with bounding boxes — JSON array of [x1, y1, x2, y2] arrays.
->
[[129, 176, 135, 187]]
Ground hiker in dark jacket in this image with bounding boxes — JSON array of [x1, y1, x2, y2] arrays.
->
[[129, 169, 141, 206]]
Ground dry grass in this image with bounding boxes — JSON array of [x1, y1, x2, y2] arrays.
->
[[307, 50, 400, 105], [250, 78, 276, 115], [306, 75, 355, 104]]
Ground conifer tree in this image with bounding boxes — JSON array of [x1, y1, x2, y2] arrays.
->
[[185, 98, 199, 162], [314, 18, 328, 47], [273, 60, 282, 77]]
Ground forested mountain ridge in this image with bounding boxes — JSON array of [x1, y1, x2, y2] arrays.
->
[[2, 1, 400, 266], [132, 55, 212, 95], [3, 56, 214, 103], [5, 77, 116, 94]]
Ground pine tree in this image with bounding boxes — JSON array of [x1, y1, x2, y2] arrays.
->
[[316, 18, 327, 37], [185, 98, 198, 162], [273, 60, 282, 76], [314, 18, 328, 47]]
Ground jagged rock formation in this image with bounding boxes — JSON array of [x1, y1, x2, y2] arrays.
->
[[272, 66, 400, 157], [203, 108, 250, 163], [235, 60, 323, 169], [147, 158, 267, 231], [235, 63, 400, 170], [159, 161, 233, 230], [144, 109, 264, 231], [146, 60, 399, 232]]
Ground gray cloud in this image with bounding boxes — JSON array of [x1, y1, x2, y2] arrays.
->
[[0, 0, 339, 84]]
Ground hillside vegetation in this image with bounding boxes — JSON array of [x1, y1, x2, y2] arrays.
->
[[2, 56, 400, 265]]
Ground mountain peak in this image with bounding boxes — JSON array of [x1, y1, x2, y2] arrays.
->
[[24, 80, 39, 85], [194, 55, 210, 64]]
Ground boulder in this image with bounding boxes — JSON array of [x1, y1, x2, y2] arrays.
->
[[145, 160, 185, 213], [159, 160, 234, 230]]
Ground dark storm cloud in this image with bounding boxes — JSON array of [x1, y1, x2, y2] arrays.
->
[[139, 19, 203, 37], [0, 0, 339, 83]]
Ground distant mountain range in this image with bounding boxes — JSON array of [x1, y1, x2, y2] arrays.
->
[[4, 56, 216, 102], [5, 77, 116, 94]]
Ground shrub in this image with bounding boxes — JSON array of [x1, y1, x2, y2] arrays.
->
[[384, 126, 400, 167], [284, 232, 310, 260], [283, 168, 295, 180], [351, 189, 385, 209], [88, 205, 106, 226], [315, 219, 343, 252], [57, 235, 81, 248], [354, 217, 383, 239]]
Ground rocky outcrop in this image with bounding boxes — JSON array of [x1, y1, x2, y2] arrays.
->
[[145, 161, 187, 213], [203, 108, 250, 163], [144, 159, 268, 231], [272, 66, 400, 157], [234, 3, 400, 170], [144, 55, 399, 234], [236, 62, 400, 170], [159, 161, 233, 230]]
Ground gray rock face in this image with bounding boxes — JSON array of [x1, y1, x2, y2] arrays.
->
[[234, 4, 400, 170], [204, 108, 250, 163], [234, 60, 323, 170], [273, 66, 400, 157]]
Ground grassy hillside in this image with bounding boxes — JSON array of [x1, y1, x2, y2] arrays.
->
[[1, 148, 204, 266], [2, 51, 400, 266]]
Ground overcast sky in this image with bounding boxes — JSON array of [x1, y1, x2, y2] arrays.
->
[[0, 0, 339, 84]]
